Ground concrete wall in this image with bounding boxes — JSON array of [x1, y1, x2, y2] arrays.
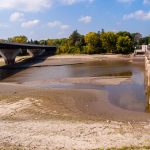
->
[[145, 52, 150, 111], [142, 45, 148, 52]]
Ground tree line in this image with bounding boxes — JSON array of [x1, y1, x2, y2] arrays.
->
[[0, 30, 150, 55]]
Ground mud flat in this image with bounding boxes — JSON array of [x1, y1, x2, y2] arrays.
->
[[0, 83, 150, 149], [19, 54, 132, 67], [0, 55, 150, 149], [49, 54, 131, 60]]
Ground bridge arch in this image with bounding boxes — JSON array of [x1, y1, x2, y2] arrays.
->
[[27, 49, 46, 57]]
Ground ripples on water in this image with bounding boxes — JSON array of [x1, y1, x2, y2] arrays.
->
[[0, 59, 148, 113]]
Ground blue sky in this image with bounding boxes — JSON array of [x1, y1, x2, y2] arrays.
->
[[0, 0, 150, 40]]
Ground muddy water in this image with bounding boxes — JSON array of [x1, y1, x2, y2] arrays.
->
[[0, 59, 147, 112]]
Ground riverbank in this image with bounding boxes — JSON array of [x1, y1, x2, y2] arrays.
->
[[0, 54, 149, 149], [0, 83, 150, 149], [0, 54, 132, 65]]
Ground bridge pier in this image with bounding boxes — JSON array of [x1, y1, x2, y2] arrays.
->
[[27, 49, 45, 57], [0, 49, 21, 65]]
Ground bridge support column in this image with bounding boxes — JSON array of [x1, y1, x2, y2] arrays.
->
[[27, 49, 45, 57], [0, 49, 21, 65]]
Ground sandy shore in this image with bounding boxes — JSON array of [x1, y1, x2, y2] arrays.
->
[[0, 82, 150, 149], [0, 54, 150, 149], [50, 54, 132, 60], [22, 76, 131, 87]]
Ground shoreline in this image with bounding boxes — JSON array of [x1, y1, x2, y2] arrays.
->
[[0, 54, 132, 65], [48, 54, 132, 61]]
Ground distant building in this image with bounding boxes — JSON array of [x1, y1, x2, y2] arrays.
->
[[134, 45, 148, 55], [142, 45, 148, 52]]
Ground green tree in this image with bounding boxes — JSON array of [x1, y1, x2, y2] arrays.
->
[[148, 36, 150, 44], [84, 32, 101, 54], [69, 30, 83, 46], [116, 31, 132, 39], [131, 32, 142, 48], [39, 40, 47, 45], [139, 37, 149, 45], [116, 36, 133, 54], [8, 35, 28, 43], [101, 32, 117, 53]]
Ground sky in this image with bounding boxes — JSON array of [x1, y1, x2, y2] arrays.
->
[[0, 0, 150, 40]]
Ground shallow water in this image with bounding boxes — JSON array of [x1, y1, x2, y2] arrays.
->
[[0, 59, 148, 112]]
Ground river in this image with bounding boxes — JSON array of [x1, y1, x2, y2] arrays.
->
[[0, 57, 147, 113]]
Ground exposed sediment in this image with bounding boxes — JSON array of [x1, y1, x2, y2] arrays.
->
[[0, 55, 150, 149]]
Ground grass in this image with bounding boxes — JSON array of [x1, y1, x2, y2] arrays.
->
[[96, 146, 150, 150]]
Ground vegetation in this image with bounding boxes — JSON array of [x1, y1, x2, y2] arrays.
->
[[1, 30, 150, 55], [116, 36, 133, 54], [55, 30, 135, 54], [84, 32, 101, 54], [101, 32, 117, 53], [96, 146, 150, 150], [8, 35, 28, 43]]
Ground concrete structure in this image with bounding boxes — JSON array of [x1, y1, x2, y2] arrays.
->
[[0, 42, 56, 65], [142, 45, 148, 52], [134, 45, 148, 56], [145, 50, 150, 109], [27, 49, 46, 57]]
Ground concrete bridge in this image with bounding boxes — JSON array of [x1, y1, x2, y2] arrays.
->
[[0, 42, 56, 65]]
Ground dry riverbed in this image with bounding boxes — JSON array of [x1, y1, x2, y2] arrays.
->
[[0, 55, 150, 149]]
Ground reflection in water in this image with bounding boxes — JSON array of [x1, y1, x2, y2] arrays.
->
[[0, 59, 148, 112]]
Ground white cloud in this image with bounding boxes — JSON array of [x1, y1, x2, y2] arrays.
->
[[21, 19, 40, 28], [48, 21, 69, 30], [0, 0, 94, 12], [0, 0, 52, 12], [10, 12, 24, 22], [47, 21, 62, 28], [60, 0, 94, 5], [78, 16, 92, 24], [123, 10, 150, 20], [60, 24, 70, 30], [117, 0, 134, 3], [143, 0, 150, 4]]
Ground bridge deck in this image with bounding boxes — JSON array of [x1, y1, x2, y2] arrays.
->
[[0, 42, 56, 50]]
